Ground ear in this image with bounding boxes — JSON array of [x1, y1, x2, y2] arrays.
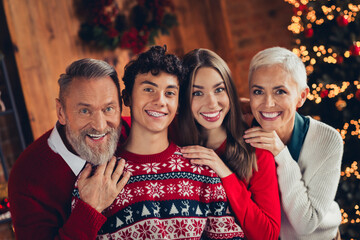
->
[[122, 89, 131, 107], [297, 87, 309, 108], [56, 98, 66, 125]]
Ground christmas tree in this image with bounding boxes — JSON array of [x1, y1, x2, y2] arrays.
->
[[285, 0, 360, 239]]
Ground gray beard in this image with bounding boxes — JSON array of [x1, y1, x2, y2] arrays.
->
[[66, 125, 121, 166]]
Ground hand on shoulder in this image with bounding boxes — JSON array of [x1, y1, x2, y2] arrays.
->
[[180, 145, 233, 178]]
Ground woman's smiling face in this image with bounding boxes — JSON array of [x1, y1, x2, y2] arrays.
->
[[191, 67, 230, 131], [249, 64, 308, 138]]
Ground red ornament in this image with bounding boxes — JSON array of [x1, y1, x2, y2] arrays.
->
[[350, 44, 360, 56], [356, 89, 360, 101], [336, 15, 349, 27], [298, 4, 307, 12], [304, 28, 314, 38], [0, 198, 10, 214], [293, 4, 308, 15], [336, 56, 344, 64], [320, 89, 329, 98]]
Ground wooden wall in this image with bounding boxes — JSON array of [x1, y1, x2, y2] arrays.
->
[[2, 0, 292, 139]]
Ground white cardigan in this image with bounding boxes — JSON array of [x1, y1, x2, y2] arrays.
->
[[275, 116, 343, 240]]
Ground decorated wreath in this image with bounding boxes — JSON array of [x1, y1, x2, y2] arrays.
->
[[77, 0, 178, 54]]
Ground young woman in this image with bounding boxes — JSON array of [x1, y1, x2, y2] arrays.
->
[[244, 47, 343, 240], [177, 48, 281, 240]]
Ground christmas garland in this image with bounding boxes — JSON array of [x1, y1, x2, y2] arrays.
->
[[77, 0, 178, 54]]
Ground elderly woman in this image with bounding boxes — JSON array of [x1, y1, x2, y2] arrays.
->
[[243, 47, 343, 240]]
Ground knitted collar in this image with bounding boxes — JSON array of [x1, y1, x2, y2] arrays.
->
[[118, 142, 178, 164], [287, 112, 310, 162], [215, 139, 227, 157]]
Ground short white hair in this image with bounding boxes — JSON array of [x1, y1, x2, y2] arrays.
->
[[248, 47, 308, 91]]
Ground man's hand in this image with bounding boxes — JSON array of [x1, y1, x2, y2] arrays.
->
[[77, 157, 131, 213]]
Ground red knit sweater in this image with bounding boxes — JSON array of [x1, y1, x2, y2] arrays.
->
[[72, 142, 245, 239], [216, 141, 281, 240], [8, 117, 131, 240]]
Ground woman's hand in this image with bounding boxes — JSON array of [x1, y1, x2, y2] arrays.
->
[[243, 127, 285, 156], [180, 145, 233, 178]]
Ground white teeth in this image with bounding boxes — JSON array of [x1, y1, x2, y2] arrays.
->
[[201, 112, 220, 118], [261, 112, 281, 118], [88, 133, 106, 139], [146, 111, 166, 117]]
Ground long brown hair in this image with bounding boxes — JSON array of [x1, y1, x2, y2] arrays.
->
[[178, 48, 257, 181]]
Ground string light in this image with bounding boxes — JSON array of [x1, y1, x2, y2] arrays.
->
[[338, 119, 360, 141], [307, 81, 353, 103], [286, 2, 360, 237]]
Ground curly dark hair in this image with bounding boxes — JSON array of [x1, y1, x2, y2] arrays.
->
[[122, 45, 184, 95]]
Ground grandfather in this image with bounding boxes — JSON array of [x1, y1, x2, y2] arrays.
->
[[8, 59, 131, 239]]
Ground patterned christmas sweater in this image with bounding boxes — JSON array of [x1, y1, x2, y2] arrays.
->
[[72, 142, 244, 240]]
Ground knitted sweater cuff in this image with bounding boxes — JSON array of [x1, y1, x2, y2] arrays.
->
[[72, 199, 107, 232], [275, 146, 292, 166]]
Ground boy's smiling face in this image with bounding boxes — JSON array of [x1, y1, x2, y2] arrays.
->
[[128, 71, 179, 135]]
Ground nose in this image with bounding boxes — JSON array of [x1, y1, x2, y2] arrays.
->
[[265, 94, 275, 107], [91, 110, 107, 132], [154, 92, 166, 106], [205, 93, 217, 108]]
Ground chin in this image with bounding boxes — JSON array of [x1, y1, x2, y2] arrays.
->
[[256, 120, 276, 130], [261, 123, 279, 131]]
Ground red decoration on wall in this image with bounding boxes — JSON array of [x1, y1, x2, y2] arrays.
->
[[120, 27, 150, 54], [77, 0, 178, 54]]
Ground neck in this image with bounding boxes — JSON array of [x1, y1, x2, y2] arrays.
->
[[125, 126, 170, 155], [278, 122, 295, 145], [204, 126, 227, 150]]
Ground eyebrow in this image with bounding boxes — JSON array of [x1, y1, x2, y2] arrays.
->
[[141, 80, 158, 87], [141, 80, 179, 90], [167, 85, 179, 90], [76, 101, 118, 108], [251, 84, 285, 90], [193, 81, 224, 89], [76, 103, 91, 107]]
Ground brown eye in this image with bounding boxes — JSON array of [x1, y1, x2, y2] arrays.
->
[[192, 91, 203, 96], [79, 108, 90, 115], [215, 87, 225, 93], [253, 89, 262, 95], [144, 88, 153, 92], [276, 89, 287, 95]]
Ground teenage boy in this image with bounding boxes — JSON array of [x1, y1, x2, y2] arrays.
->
[[72, 46, 245, 239]]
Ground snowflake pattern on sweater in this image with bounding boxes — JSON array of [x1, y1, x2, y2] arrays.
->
[[72, 143, 244, 240]]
